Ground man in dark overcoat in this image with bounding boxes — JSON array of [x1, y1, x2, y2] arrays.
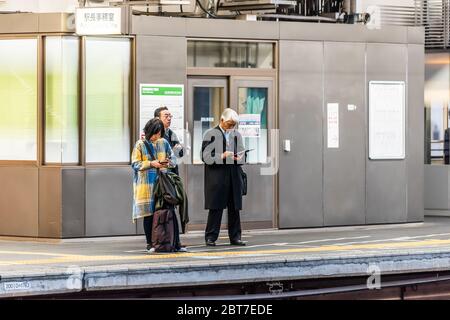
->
[[201, 108, 247, 246]]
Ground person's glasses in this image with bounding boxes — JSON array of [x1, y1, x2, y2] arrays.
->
[[163, 114, 173, 119]]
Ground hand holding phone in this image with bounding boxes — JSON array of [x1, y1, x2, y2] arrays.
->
[[159, 159, 169, 166], [234, 149, 254, 157]]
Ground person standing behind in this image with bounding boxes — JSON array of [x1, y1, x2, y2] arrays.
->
[[201, 108, 247, 247], [154, 106, 184, 175]]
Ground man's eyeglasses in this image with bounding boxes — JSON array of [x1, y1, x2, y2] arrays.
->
[[163, 114, 173, 119]]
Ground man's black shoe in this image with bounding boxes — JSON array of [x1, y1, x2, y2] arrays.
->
[[230, 240, 246, 246], [206, 239, 216, 246]]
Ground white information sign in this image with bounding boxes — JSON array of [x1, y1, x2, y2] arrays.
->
[[76, 7, 122, 35], [369, 81, 405, 160], [327, 103, 339, 149], [239, 114, 261, 138], [139, 84, 185, 144]]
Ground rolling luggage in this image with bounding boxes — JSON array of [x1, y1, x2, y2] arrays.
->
[[151, 207, 178, 252]]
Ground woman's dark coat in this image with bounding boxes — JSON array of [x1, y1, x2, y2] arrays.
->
[[201, 126, 245, 210]]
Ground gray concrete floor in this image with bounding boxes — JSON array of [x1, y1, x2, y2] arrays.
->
[[0, 216, 450, 272], [3, 216, 450, 297]]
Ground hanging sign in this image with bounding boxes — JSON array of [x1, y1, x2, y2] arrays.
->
[[239, 114, 261, 138], [139, 84, 185, 144], [75, 7, 124, 35], [327, 103, 339, 149], [369, 81, 405, 160]]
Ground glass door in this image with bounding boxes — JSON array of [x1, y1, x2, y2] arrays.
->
[[187, 77, 228, 225], [230, 77, 276, 227], [189, 78, 227, 164]]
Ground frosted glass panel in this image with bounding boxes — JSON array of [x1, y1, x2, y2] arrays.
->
[[85, 38, 131, 163], [0, 39, 37, 160], [45, 37, 79, 164], [188, 41, 274, 69]]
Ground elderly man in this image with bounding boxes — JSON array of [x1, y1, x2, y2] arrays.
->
[[201, 108, 247, 246], [154, 106, 184, 175]]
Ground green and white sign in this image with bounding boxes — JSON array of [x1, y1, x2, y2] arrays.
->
[[139, 84, 185, 143]]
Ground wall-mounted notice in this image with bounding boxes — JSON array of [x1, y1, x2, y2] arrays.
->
[[239, 114, 261, 138], [139, 84, 185, 143], [369, 81, 405, 160], [327, 103, 339, 149]]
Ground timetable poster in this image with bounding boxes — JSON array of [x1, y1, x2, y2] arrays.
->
[[369, 81, 405, 160], [139, 84, 185, 144]]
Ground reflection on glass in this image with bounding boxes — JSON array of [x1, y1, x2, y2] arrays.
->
[[188, 41, 274, 69], [0, 39, 37, 160], [86, 38, 131, 163], [425, 52, 450, 164], [238, 87, 268, 164], [193, 87, 224, 164], [45, 37, 79, 164]]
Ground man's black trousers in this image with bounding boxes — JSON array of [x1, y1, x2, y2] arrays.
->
[[205, 184, 242, 242]]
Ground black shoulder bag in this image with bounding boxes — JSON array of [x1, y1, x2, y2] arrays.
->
[[241, 170, 247, 196]]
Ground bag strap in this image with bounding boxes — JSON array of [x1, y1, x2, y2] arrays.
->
[[143, 140, 157, 162]]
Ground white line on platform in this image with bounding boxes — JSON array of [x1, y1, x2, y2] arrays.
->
[[289, 236, 371, 245], [336, 233, 450, 246]]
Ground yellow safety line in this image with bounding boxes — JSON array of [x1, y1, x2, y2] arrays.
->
[[0, 251, 81, 257], [1, 238, 450, 267]]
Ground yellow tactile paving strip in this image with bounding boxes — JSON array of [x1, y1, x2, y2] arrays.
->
[[1, 238, 450, 267]]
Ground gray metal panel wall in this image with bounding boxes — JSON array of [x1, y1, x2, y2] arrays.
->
[[424, 165, 450, 210], [366, 43, 408, 224], [185, 19, 279, 40], [136, 35, 187, 87], [186, 166, 207, 224], [132, 16, 186, 37], [131, 17, 421, 45], [407, 44, 425, 222], [279, 22, 408, 44], [38, 167, 62, 238], [241, 165, 274, 222], [279, 41, 324, 228], [85, 167, 134, 237], [323, 42, 366, 226], [62, 168, 86, 238]]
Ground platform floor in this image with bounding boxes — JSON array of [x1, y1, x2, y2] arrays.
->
[[2, 216, 450, 297]]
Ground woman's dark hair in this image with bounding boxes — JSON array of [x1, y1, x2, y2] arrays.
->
[[143, 118, 165, 141]]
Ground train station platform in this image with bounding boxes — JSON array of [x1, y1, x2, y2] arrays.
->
[[2, 216, 450, 298]]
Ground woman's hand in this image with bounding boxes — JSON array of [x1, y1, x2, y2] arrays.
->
[[150, 160, 163, 168]]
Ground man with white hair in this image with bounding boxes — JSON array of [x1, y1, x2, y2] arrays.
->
[[201, 108, 247, 246]]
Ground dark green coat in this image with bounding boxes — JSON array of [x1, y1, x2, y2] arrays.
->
[[153, 172, 189, 233]]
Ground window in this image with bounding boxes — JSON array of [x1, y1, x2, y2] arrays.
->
[[0, 39, 37, 161], [45, 37, 79, 164], [193, 86, 225, 164], [425, 52, 450, 164], [85, 38, 131, 163], [188, 41, 274, 69], [238, 87, 268, 164]]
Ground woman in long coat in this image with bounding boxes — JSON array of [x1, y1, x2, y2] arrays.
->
[[131, 118, 176, 252]]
